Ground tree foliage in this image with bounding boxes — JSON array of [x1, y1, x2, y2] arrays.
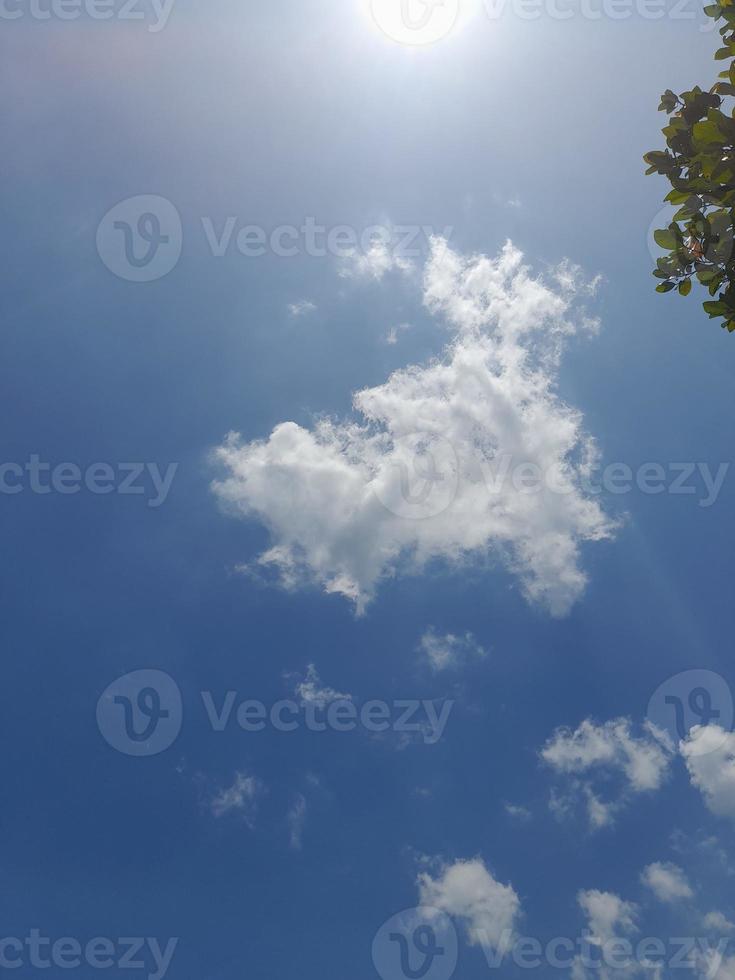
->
[[645, 4, 735, 332]]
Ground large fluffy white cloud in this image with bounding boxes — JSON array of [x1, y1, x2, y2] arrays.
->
[[417, 857, 521, 954], [542, 719, 674, 829], [681, 726, 735, 821], [212, 238, 615, 616]]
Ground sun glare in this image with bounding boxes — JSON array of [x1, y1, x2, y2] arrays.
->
[[367, 0, 475, 46]]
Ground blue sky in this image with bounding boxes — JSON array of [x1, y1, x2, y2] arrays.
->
[[2, 2, 735, 979]]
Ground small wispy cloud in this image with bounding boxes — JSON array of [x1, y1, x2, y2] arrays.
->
[[209, 771, 263, 826], [339, 241, 413, 281], [504, 802, 532, 823], [292, 663, 352, 709], [288, 793, 307, 850], [287, 299, 316, 317], [383, 322, 412, 346], [703, 911, 735, 934], [640, 862, 693, 904], [541, 718, 674, 831], [418, 627, 487, 672]]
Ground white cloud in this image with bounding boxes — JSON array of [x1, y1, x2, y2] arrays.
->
[[292, 663, 352, 709], [210, 772, 263, 826], [288, 793, 307, 850], [339, 240, 413, 281], [548, 788, 575, 823], [504, 803, 532, 822], [571, 890, 652, 980], [670, 830, 734, 876], [640, 862, 693, 903], [681, 726, 735, 821], [543, 719, 673, 791], [584, 786, 618, 829], [418, 626, 487, 672], [697, 952, 735, 980], [578, 889, 638, 945], [288, 300, 316, 317], [704, 911, 735, 934], [542, 719, 674, 829], [417, 857, 521, 954], [384, 322, 412, 345], [211, 239, 614, 617]]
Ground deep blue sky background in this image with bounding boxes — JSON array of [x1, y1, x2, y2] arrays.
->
[[1, 1, 735, 977]]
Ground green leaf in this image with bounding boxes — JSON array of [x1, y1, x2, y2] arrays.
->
[[654, 229, 678, 249], [679, 279, 693, 295], [656, 281, 677, 292], [692, 119, 726, 144], [665, 189, 692, 204], [703, 300, 728, 315]]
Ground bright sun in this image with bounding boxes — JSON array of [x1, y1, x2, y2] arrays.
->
[[368, 0, 463, 45]]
